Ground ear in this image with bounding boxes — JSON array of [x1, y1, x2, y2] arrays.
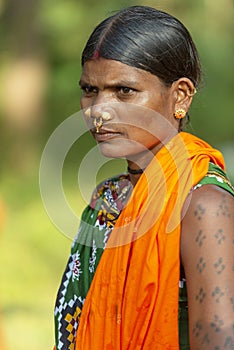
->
[[172, 78, 196, 112]]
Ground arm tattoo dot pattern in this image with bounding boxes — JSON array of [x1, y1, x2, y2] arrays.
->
[[216, 194, 231, 218], [211, 286, 225, 303], [192, 321, 234, 349], [201, 333, 210, 345], [224, 336, 234, 349], [193, 321, 203, 338], [196, 257, 206, 273], [210, 314, 224, 333], [214, 228, 226, 245], [213, 257, 226, 274], [230, 298, 234, 312], [195, 288, 206, 304], [194, 204, 206, 220], [195, 229, 207, 247]]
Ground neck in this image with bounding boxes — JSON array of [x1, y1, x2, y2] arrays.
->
[[127, 166, 145, 175], [126, 138, 174, 186], [127, 161, 148, 187]]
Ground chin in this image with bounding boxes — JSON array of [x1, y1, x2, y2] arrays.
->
[[97, 140, 148, 159], [97, 143, 127, 158]]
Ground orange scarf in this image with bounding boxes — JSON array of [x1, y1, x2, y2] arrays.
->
[[75, 132, 225, 350]]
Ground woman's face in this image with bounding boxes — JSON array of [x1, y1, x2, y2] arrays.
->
[[80, 58, 179, 165]]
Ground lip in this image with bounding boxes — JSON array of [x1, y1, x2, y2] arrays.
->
[[93, 129, 121, 142]]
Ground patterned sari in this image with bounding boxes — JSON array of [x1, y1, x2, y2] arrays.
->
[[54, 132, 233, 350]]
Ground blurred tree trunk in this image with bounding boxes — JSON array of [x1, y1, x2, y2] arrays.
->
[[2, 0, 41, 57], [0, 0, 49, 173]]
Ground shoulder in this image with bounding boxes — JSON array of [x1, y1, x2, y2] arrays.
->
[[182, 183, 234, 236], [181, 184, 234, 348], [181, 183, 234, 265], [181, 162, 234, 240], [184, 182, 233, 220]]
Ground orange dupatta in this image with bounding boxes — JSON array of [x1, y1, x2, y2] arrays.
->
[[75, 132, 225, 350]]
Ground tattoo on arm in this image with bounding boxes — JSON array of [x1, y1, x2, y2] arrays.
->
[[230, 298, 234, 312], [195, 229, 206, 247], [216, 194, 231, 218], [214, 228, 226, 244], [196, 257, 206, 273], [195, 288, 206, 304], [213, 257, 226, 274], [193, 321, 203, 338], [191, 317, 234, 349], [211, 287, 225, 303], [194, 204, 206, 220], [210, 314, 224, 333], [224, 335, 234, 349], [201, 332, 210, 345]]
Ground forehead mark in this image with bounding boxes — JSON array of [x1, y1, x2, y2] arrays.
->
[[89, 14, 120, 61], [92, 49, 100, 59]]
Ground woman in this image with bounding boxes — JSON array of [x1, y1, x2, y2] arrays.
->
[[54, 6, 234, 350]]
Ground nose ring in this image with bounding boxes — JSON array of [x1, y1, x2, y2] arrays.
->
[[94, 117, 103, 133], [93, 112, 111, 133]]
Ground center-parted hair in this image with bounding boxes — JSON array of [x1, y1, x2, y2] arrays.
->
[[81, 6, 201, 88]]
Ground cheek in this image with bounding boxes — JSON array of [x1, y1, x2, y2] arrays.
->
[[122, 112, 174, 146], [80, 96, 85, 109], [129, 127, 159, 149], [80, 97, 92, 110]]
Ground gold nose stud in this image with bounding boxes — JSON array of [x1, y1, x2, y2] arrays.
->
[[84, 108, 91, 118], [101, 111, 111, 121]]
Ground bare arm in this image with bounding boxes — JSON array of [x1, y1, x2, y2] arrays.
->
[[181, 184, 234, 350]]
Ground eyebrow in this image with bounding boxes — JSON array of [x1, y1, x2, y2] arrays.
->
[[78, 79, 138, 88]]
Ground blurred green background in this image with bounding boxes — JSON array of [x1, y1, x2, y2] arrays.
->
[[0, 0, 233, 349]]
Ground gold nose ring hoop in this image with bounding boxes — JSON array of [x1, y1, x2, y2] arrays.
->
[[94, 117, 103, 133], [94, 112, 111, 133]]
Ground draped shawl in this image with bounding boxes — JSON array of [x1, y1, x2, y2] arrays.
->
[[75, 132, 225, 350]]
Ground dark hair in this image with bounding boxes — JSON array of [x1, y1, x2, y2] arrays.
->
[[81, 6, 201, 88]]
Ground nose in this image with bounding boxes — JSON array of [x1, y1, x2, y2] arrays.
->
[[82, 91, 114, 131], [91, 103, 105, 119], [84, 103, 112, 132], [91, 92, 112, 119]]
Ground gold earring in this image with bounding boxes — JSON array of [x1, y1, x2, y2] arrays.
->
[[174, 109, 187, 119], [84, 108, 91, 118], [187, 88, 197, 97], [94, 117, 103, 133], [101, 111, 111, 121]]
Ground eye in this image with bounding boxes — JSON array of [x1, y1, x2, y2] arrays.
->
[[80, 84, 98, 95], [117, 86, 135, 95]]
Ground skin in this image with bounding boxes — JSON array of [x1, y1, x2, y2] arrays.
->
[[181, 185, 234, 350], [80, 58, 193, 184], [79, 58, 234, 348]]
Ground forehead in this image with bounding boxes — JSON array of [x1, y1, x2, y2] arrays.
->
[[80, 58, 162, 87]]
